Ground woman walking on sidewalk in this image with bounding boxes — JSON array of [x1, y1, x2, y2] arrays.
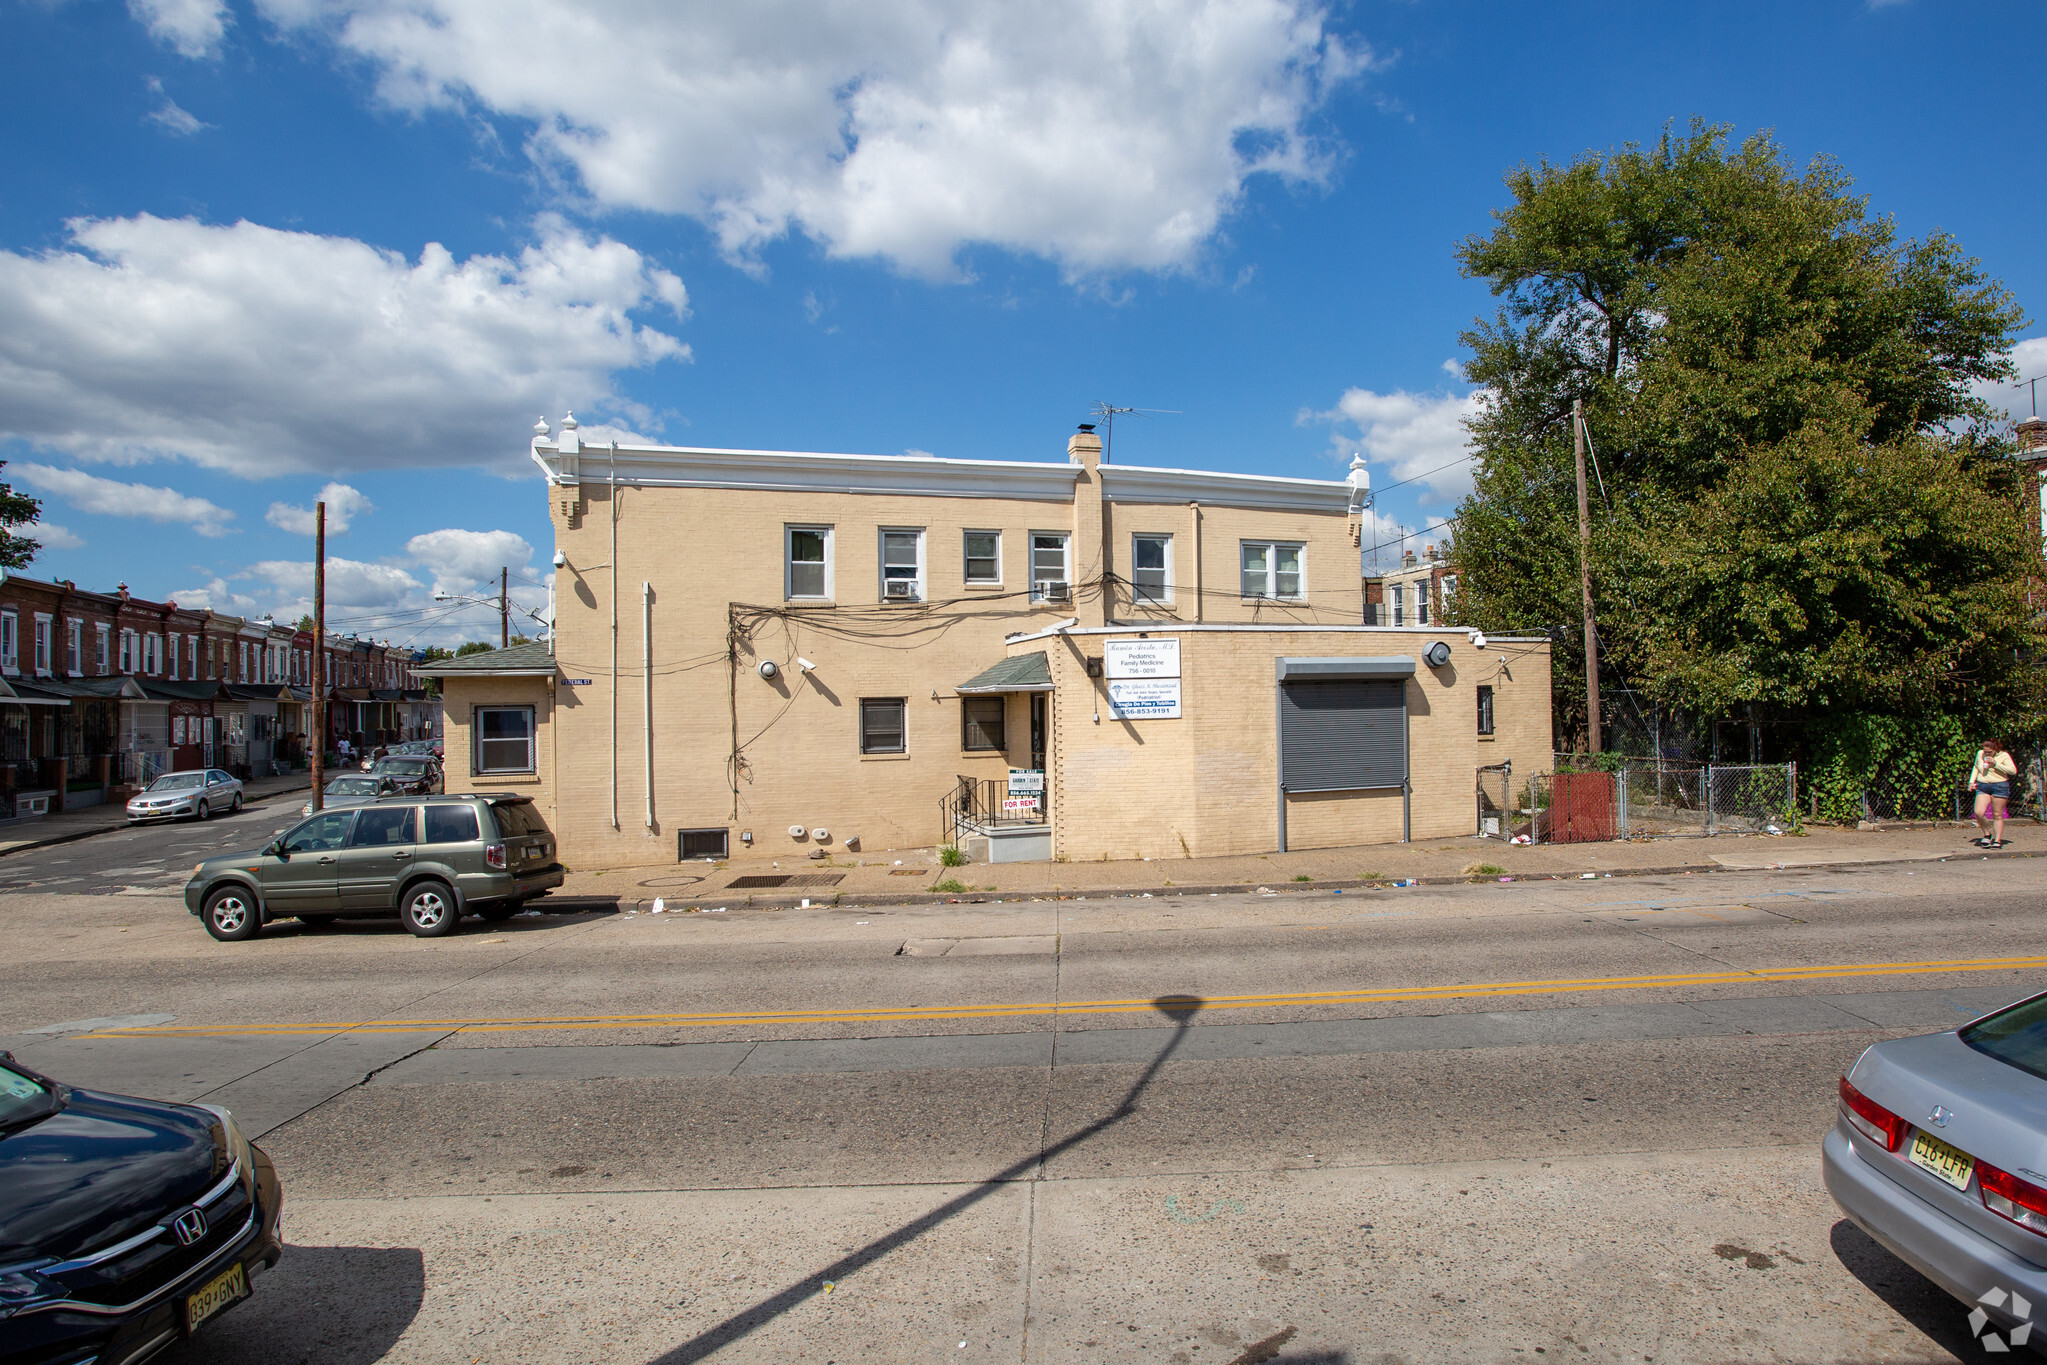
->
[[1969, 739, 2018, 848]]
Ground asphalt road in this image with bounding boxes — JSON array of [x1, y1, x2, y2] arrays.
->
[[1, 823, 2038, 1363]]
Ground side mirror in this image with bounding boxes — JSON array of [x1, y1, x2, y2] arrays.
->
[[266, 840, 286, 857]]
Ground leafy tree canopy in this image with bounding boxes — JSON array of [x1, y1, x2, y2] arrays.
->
[[0, 463, 43, 570], [453, 640, 495, 657], [1449, 120, 2033, 738]]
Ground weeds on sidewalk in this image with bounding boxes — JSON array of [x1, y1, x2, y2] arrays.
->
[[931, 878, 968, 894]]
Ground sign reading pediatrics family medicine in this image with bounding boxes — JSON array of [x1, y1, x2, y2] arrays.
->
[[1104, 638, 1182, 720]]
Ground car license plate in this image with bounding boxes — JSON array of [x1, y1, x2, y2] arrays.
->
[[1909, 1130, 1976, 1190], [183, 1260, 248, 1333]]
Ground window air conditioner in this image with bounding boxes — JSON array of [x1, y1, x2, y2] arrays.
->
[[885, 579, 919, 600], [1035, 580, 1071, 603]]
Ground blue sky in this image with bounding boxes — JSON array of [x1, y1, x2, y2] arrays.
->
[[1, 0, 2040, 645]]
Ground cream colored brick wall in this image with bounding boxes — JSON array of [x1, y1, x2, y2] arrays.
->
[[542, 453, 1365, 869], [439, 676, 557, 829], [1033, 629, 1551, 860]]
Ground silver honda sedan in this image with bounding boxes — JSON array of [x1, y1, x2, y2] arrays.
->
[[1825, 990, 2047, 1347], [124, 768, 245, 822]]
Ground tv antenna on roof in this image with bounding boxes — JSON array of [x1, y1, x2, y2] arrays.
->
[[2018, 373, 2047, 418], [1088, 401, 1180, 464]]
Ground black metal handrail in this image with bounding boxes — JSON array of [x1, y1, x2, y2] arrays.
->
[[940, 774, 1049, 842]]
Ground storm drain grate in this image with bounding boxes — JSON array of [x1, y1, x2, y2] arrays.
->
[[726, 873, 846, 889], [889, 868, 928, 876]]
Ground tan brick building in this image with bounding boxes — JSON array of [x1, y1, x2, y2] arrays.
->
[[421, 417, 1552, 868]]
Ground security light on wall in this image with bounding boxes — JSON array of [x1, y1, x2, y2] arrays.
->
[[1423, 641, 1453, 668], [795, 657, 816, 673], [757, 660, 779, 680], [552, 550, 568, 568], [1468, 631, 1488, 649]]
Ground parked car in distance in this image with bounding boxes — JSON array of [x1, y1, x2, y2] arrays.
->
[[1825, 989, 2047, 1339], [298, 774, 400, 818], [0, 1051, 284, 1365], [368, 754, 441, 794], [125, 770, 243, 824], [186, 792, 563, 940]]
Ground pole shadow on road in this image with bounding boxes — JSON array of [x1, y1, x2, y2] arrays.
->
[[156, 1244, 425, 1365], [645, 994, 1208, 1364], [1827, 1219, 1978, 1358]]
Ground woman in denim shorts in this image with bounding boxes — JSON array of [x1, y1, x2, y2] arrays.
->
[[1969, 739, 2018, 849]]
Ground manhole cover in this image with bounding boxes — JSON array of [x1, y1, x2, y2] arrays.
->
[[637, 875, 707, 889]]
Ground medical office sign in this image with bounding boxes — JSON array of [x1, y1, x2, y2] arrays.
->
[[1103, 638, 1181, 719]]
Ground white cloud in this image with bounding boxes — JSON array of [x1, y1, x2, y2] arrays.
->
[[165, 576, 261, 615], [267, 482, 374, 535], [22, 522, 84, 551], [248, 556, 423, 607], [405, 527, 534, 596], [1977, 336, 2047, 423], [253, 0, 1369, 279], [13, 463, 236, 537], [0, 214, 689, 477], [1303, 377, 1480, 503], [130, 0, 232, 57], [144, 78, 210, 135]]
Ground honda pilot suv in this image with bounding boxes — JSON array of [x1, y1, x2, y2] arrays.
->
[[184, 792, 563, 940]]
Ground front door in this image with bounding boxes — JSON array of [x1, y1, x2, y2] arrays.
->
[[336, 805, 417, 910], [260, 809, 355, 912], [1030, 694, 1046, 771]]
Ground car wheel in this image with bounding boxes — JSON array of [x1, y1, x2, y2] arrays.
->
[[297, 914, 337, 928], [400, 881, 461, 938], [203, 886, 260, 942], [231, 792, 244, 813], [196, 799, 210, 822], [477, 902, 520, 922]]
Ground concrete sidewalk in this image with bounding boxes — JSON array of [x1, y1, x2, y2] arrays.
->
[[0, 770, 314, 857], [555, 818, 2036, 912]]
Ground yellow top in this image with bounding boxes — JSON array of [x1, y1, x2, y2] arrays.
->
[[1971, 752, 2017, 786]]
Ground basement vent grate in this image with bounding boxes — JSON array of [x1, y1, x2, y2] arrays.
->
[[726, 873, 846, 889]]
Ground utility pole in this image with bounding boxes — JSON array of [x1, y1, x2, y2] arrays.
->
[[500, 567, 510, 649], [311, 501, 326, 812], [1574, 398, 1602, 755]]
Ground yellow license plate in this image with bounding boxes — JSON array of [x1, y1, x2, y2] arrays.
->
[[183, 1260, 248, 1333], [1909, 1130, 1976, 1191]]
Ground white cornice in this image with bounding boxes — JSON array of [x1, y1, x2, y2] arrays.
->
[[1099, 464, 1353, 513], [534, 441, 1083, 503]]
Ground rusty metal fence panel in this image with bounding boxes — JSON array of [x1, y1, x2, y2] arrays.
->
[[1525, 758, 1797, 843]]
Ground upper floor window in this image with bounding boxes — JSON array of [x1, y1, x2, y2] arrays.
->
[[166, 631, 179, 680], [1417, 588, 1430, 626], [1030, 533, 1070, 602], [95, 623, 109, 672], [32, 616, 50, 676], [879, 528, 924, 602], [1477, 684, 1495, 736], [1132, 534, 1171, 603], [66, 619, 80, 675], [1, 611, 19, 674], [1241, 541, 1303, 599], [963, 531, 1001, 585], [786, 525, 832, 600], [860, 697, 906, 754]]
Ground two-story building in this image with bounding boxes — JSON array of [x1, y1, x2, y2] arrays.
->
[[422, 417, 1552, 868]]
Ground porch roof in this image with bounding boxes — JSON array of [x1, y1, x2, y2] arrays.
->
[[955, 651, 1052, 694]]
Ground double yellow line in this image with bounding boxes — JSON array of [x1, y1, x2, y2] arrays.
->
[[80, 953, 2047, 1040]]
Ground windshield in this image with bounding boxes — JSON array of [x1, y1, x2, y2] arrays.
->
[[1960, 993, 2047, 1082], [327, 777, 380, 796], [0, 1063, 55, 1128], [149, 773, 204, 791]]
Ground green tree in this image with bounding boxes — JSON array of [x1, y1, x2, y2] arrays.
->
[[454, 640, 495, 657], [0, 464, 44, 569], [1449, 120, 2030, 744]]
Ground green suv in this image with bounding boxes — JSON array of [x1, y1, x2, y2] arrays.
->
[[186, 792, 564, 941]]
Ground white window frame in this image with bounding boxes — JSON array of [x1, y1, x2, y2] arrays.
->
[[785, 524, 834, 602], [1390, 584, 1405, 627], [963, 530, 1002, 586], [1, 610, 17, 674], [1240, 540, 1305, 600], [474, 705, 536, 775], [95, 623, 109, 673], [878, 527, 926, 603], [1030, 532, 1070, 601], [190, 636, 198, 680], [167, 631, 180, 680], [32, 614, 51, 676], [1418, 586, 1430, 626], [148, 633, 162, 675], [1131, 533, 1173, 604], [66, 619, 80, 675]]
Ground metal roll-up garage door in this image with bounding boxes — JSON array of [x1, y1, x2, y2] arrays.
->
[[1278, 678, 1407, 793]]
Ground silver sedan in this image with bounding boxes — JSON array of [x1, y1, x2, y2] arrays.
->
[[124, 769, 244, 823], [1825, 989, 2047, 1348]]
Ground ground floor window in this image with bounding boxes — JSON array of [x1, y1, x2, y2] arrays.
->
[[1477, 684, 1495, 736], [679, 828, 729, 860], [860, 697, 906, 754], [475, 706, 536, 773], [961, 696, 1005, 751]]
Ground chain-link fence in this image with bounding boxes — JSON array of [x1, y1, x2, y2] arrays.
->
[[1504, 757, 1798, 842]]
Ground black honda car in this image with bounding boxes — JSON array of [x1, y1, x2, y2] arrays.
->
[[0, 1052, 283, 1365]]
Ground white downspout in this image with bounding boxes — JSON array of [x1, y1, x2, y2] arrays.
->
[[643, 581, 654, 830], [609, 443, 619, 831]]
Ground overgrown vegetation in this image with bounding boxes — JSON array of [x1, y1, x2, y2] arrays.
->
[[938, 844, 968, 867]]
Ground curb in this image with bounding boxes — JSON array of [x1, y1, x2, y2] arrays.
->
[[579, 846, 2039, 914]]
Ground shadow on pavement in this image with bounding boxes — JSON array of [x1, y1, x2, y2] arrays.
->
[[646, 995, 1208, 1364], [282, 904, 616, 938], [1828, 1219, 1975, 1359], [156, 1244, 425, 1364]]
